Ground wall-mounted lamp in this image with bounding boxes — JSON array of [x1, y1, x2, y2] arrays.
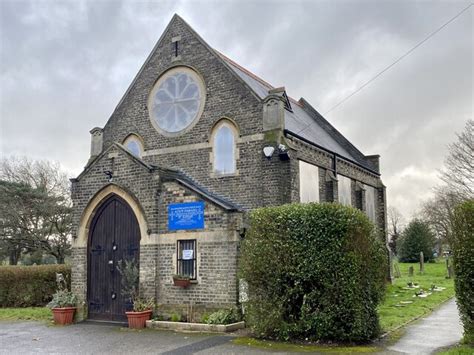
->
[[263, 146, 275, 159], [278, 144, 289, 160], [104, 170, 113, 182]]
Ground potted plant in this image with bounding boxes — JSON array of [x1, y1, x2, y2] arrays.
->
[[172, 274, 191, 288], [126, 296, 155, 329], [47, 273, 77, 325], [117, 259, 155, 329]]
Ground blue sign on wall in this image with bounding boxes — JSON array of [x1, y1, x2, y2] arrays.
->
[[168, 201, 205, 231]]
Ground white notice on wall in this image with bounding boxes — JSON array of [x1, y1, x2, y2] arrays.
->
[[182, 249, 193, 260]]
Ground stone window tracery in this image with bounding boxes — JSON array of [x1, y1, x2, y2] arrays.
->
[[148, 66, 205, 136]]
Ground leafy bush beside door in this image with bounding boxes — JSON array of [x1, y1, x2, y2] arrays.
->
[[239, 203, 387, 342]]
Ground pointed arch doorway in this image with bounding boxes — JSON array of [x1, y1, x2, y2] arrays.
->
[[87, 194, 140, 321]]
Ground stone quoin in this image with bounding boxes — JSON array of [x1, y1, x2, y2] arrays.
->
[[70, 14, 388, 322]]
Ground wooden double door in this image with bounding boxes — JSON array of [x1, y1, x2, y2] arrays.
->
[[87, 195, 140, 321]]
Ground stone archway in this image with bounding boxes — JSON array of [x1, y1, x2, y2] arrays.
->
[[87, 194, 140, 321], [72, 184, 150, 321]]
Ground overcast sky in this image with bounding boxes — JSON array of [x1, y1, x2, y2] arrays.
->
[[1, 0, 472, 220]]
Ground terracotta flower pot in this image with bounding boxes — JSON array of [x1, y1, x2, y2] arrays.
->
[[126, 310, 153, 329], [173, 278, 191, 288], [51, 307, 76, 325]]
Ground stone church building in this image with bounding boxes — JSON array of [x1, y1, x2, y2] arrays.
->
[[70, 15, 387, 322]]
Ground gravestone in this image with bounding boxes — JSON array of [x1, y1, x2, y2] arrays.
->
[[408, 266, 414, 277], [394, 262, 401, 278], [445, 258, 454, 279], [419, 251, 424, 273], [448, 265, 454, 279]]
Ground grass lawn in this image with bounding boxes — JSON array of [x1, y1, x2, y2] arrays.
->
[[0, 307, 52, 322], [436, 344, 474, 354], [378, 259, 455, 334], [232, 337, 380, 353]]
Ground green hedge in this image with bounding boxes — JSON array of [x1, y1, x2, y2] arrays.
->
[[452, 200, 474, 345], [239, 203, 387, 343], [0, 265, 71, 307]]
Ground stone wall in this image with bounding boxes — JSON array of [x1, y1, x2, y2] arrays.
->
[[70, 144, 243, 321], [286, 135, 387, 235], [155, 181, 242, 321], [101, 15, 266, 210]]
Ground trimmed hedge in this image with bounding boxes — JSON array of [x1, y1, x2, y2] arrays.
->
[[451, 200, 474, 345], [0, 265, 71, 307], [239, 203, 387, 343]]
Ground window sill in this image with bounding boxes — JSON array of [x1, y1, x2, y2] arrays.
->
[[210, 170, 240, 178]]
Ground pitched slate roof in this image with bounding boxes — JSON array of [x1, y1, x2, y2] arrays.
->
[[216, 51, 377, 173], [157, 167, 243, 211]]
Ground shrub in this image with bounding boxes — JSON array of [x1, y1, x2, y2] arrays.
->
[[170, 313, 182, 322], [451, 200, 474, 345], [397, 219, 435, 262], [205, 308, 240, 325], [116, 259, 154, 312], [46, 272, 77, 309], [0, 265, 71, 307], [239, 203, 387, 342]]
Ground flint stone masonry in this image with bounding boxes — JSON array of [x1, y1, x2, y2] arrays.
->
[[71, 14, 388, 322]]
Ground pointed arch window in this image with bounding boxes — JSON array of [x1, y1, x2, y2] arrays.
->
[[212, 120, 237, 175], [123, 134, 144, 158]]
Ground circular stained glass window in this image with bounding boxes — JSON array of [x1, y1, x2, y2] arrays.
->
[[148, 67, 205, 135]]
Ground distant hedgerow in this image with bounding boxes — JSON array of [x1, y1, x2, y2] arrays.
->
[[239, 203, 387, 343]]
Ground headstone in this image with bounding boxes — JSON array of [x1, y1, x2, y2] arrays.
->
[[420, 252, 424, 273], [448, 265, 454, 279], [446, 257, 453, 279], [408, 266, 414, 277], [394, 263, 401, 278]]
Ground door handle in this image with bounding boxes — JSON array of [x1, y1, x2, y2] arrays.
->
[[108, 259, 115, 273]]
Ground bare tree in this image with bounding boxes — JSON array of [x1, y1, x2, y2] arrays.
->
[[387, 206, 403, 255], [440, 120, 474, 199], [0, 156, 69, 197], [0, 156, 72, 264], [421, 188, 461, 253]]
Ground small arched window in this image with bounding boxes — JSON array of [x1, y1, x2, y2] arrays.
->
[[123, 134, 144, 158], [212, 120, 237, 175]]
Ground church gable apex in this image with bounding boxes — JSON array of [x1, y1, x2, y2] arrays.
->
[[102, 14, 262, 143], [73, 143, 153, 182]]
